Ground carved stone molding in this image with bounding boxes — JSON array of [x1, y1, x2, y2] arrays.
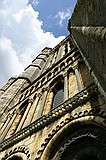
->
[[34, 107, 106, 160], [1, 146, 31, 160], [58, 126, 106, 159]]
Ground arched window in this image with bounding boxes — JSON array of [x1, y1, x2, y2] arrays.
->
[[11, 100, 28, 134], [52, 81, 64, 108]]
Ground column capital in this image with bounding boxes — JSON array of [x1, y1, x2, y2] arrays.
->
[[49, 88, 53, 92], [63, 71, 68, 77], [37, 92, 42, 98], [8, 113, 13, 119], [13, 109, 18, 114], [28, 98, 34, 103], [69, 71, 74, 75], [42, 86, 49, 92]]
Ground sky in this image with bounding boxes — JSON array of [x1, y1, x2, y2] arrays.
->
[[0, 0, 77, 88]]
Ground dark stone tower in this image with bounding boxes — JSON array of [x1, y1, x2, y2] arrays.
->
[[0, 0, 106, 160]]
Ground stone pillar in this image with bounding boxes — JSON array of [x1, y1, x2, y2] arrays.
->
[[0, 114, 11, 136], [52, 52, 57, 64], [69, 72, 78, 98], [73, 64, 83, 92], [67, 41, 70, 53], [16, 99, 33, 132], [37, 87, 48, 118], [63, 72, 68, 100], [23, 95, 40, 127], [43, 90, 54, 115], [0, 111, 17, 142]]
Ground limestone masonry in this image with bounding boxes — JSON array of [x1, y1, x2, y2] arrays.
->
[[0, 0, 106, 160]]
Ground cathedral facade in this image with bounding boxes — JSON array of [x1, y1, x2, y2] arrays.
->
[[0, 0, 106, 160]]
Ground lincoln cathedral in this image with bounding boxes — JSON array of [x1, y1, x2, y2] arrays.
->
[[0, 0, 106, 160]]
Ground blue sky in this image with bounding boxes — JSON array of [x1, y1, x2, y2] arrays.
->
[[0, 0, 77, 88], [29, 0, 77, 37]]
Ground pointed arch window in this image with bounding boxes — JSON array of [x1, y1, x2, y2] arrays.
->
[[52, 81, 64, 108]]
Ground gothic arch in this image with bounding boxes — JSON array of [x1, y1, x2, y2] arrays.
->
[[39, 116, 106, 160]]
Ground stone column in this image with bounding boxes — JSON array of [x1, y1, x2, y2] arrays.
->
[[67, 41, 70, 53], [69, 71, 78, 98], [23, 95, 40, 127], [63, 72, 68, 101], [43, 90, 54, 115], [37, 87, 48, 118], [52, 52, 57, 64], [73, 64, 83, 92], [0, 114, 11, 136], [0, 111, 17, 142], [16, 99, 33, 132]]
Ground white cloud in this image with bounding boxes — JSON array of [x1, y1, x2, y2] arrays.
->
[[0, 37, 24, 85], [55, 8, 72, 27], [0, 0, 65, 88], [31, 0, 39, 6]]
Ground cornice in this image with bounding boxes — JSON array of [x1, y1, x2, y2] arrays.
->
[[0, 83, 98, 152]]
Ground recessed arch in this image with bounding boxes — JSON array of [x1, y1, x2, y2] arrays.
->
[[66, 56, 73, 65], [60, 62, 65, 70], [41, 116, 106, 160], [49, 75, 64, 88], [54, 67, 58, 74], [67, 67, 75, 75], [47, 72, 52, 80], [10, 99, 29, 134], [19, 99, 29, 116], [73, 51, 80, 59], [49, 75, 64, 108]]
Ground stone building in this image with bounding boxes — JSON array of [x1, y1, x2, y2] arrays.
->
[[0, 0, 106, 160]]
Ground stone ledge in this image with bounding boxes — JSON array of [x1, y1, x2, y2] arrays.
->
[[70, 26, 106, 41]]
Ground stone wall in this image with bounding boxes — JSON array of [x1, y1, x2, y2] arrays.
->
[[71, 0, 106, 26], [68, 0, 106, 95]]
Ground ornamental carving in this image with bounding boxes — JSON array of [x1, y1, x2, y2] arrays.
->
[[1, 146, 30, 160]]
